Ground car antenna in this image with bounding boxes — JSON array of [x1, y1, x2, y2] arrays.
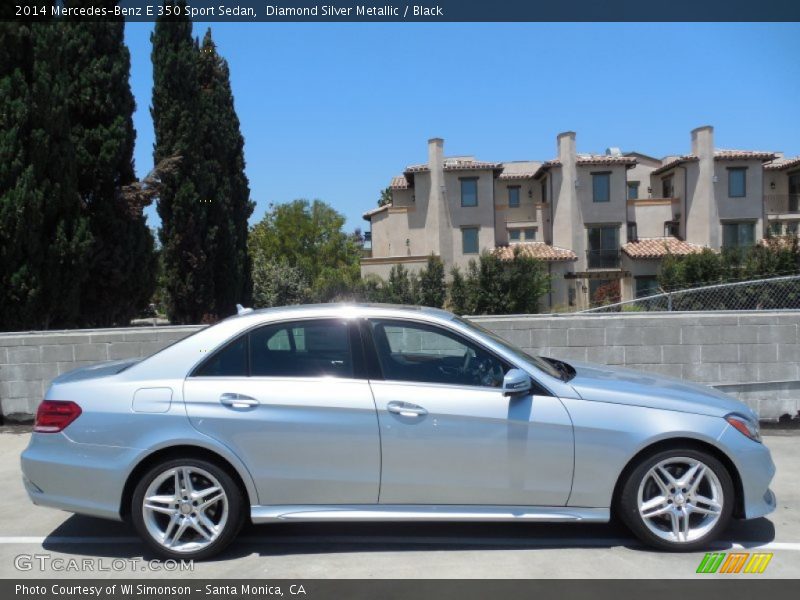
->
[[236, 304, 254, 315]]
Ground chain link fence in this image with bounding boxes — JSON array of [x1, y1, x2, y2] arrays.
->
[[581, 274, 800, 313]]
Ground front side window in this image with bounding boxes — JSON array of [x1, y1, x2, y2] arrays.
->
[[523, 228, 536, 241], [460, 178, 478, 207], [508, 186, 520, 208], [627, 222, 638, 241], [664, 221, 679, 237], [508, 229, 521, 242], [541, 179, 548, 203], [627, 181, 640, 200], [250, 319, 353, 378], [462, 227, 479, 254], [369, 319, 508, 388], [722, 222, 756, 249], [592, 172, 611, 203], [728, 168, 747, 198]]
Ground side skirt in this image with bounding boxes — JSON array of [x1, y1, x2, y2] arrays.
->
[[250, 505, 609, 524]]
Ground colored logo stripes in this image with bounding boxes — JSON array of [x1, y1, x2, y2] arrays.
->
[[696, 552, 773, 574]]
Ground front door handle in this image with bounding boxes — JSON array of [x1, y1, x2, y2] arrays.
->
[[220, 393, 259, 408], [387, 401, 428, 418]]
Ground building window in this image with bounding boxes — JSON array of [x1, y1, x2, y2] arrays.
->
[[508, 186, 520, 208], [769, 221, 783, 236], [636, 276, 659, 299], [722, 222, 755, 249], [460, 178, 478, 207], [523, 228, 536, 241], [508, 229, 521, 243], [627, 222, 637, 241], [664, 221, 679, 237], [462, 227, 479, 254], [541, 180, 548, 204], [728, 168, 747, 198], [592, 172, 611, 203], [662, 175, 674, 198], [587, 225, 620, 269], [627, 181, 640, 200]]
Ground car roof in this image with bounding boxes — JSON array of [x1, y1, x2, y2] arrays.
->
[[227, 303, 456, 323]]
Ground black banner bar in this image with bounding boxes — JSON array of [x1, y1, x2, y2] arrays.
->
[[5, 580, 800, 600], [4, 0, 800, 22]]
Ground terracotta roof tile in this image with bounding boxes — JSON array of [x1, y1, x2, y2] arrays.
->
[[389, 175, 409, 189], [494, 242, 577, 262], [497, 161, 542, 180], [362, 205, 389, 220], [622, 237, 707, 259], [544, 154, 638, 168], [406, 158, 503, 173], [652, 150, 777, 175], [765, 156, 800, 171]]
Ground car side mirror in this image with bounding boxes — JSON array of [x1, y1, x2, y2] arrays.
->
[[502, 368, 531, 396]]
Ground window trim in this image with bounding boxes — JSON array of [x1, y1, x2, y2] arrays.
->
[[460, 177, 479, 207], [727, 167, 747, 198], [591, 171, 611, 203], [364, 317, 527, 392]]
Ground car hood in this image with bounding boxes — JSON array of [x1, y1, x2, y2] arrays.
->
[[51, 358, 142, 385], [565, 360, 756, 420]]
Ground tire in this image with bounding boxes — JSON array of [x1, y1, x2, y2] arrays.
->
[[617, 447, 734, 552], [131, 457, 244, 560]]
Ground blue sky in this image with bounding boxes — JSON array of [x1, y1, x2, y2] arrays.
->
[[124, 22, 800, 232]]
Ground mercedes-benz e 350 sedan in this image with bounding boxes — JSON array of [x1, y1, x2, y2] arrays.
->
[[22, 304, 775, 559]]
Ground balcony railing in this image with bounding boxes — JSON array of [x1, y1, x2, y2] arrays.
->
[[587, 248, 621, 269], [765, 194, 800, 215]]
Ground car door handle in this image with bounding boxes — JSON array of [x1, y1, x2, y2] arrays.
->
[[219, 393, 259, 408], [387, 401, 428, 418]]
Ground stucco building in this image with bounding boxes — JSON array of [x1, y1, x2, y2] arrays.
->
[[361, 126, 797, 310]]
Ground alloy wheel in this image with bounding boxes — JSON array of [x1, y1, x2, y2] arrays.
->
[[637, 456, 724, 543], [141, 466, 229, 553]]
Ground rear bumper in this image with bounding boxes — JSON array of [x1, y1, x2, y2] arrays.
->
[[21, 433, 140, 521]]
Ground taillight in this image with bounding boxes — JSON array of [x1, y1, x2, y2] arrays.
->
[[34, 401, 82, 433]]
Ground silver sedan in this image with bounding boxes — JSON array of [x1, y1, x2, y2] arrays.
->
[[21, 304, 776, 559]]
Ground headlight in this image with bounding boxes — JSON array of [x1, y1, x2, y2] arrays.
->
[[726, 413, 762, 443]]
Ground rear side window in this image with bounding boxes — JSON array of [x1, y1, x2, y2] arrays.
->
[[194, 335, 248, 377], [250, 319, 353, 378]]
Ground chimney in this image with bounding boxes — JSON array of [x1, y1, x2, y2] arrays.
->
[[691, 125, 714, 160], [687, 126, 716, 247], [426, 138, 450, 263], [552, 132, 579, 253]]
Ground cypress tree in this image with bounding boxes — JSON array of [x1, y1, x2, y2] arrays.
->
[[0, 12, 92, 330], [197, 29, 254, 316], [63, 0, 156, 326], [151, 2, 216, 323]]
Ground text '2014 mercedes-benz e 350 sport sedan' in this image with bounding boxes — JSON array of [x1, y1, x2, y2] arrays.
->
[[22, 304, 776, 559]]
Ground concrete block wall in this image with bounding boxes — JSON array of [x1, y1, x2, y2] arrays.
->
[[1, 311, 799, 422], [0, 326, 202, 421]]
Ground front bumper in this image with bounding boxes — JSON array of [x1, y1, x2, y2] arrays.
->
[[718, 425, 776, 519], [21, 432, 141, 521]]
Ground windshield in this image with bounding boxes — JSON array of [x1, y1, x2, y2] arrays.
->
[[454, 317, 564, 380]]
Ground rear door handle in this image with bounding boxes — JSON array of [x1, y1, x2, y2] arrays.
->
[[220, 393, 259, 408], [387, 401, 428, 418]]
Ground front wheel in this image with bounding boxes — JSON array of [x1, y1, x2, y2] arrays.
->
[[617, 448, 734, 551], [131, 458, 244, 560]]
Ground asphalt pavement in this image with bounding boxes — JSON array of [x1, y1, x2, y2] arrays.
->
[[0, 431, 797, 579]]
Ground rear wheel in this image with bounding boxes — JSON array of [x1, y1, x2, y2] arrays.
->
[[617, 448, 734, 551], [131, 458, 244, 560]]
